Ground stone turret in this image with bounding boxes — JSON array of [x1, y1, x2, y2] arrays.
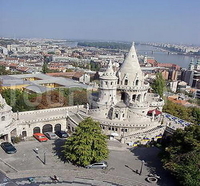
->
[[97, 60, 118, 108], [117, 42, 144, 87], [117, 42, 149, 105], [0, 94, 13, 136]]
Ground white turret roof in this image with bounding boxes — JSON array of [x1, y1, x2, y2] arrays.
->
[[100, 60, 117, 80], [118, 42, 143, 82], [119, 42, 142, 75]]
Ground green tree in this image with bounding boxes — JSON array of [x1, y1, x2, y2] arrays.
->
[[151, 72, 165, 97], [1, 89, 36, 112], [62, 117, 109, 166], [161, 125, 200, 186], [42, 62, 48, 74]]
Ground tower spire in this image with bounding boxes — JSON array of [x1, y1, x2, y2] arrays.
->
[[119, 42, 142, 76]]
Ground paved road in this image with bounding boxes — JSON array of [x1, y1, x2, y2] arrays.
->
[[0, 139, 177, 186]]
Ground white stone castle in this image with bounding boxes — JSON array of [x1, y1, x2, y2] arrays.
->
[[0, 42, 165, 144], [88, 42, 165, 143]]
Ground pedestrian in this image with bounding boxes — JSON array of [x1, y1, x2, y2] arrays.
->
[[54, 175, 59, 182]]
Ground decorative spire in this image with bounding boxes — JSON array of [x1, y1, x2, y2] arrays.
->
[[106, 60, 114, 73], [101, 60, 117, 79], [119, 42, 142, 75]]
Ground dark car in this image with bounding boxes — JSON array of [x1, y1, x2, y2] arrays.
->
[[1, 142, 17, 154], [55, 131, 68, 138]]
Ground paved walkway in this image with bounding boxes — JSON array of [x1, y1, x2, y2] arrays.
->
[[0, 140, 176, 186]]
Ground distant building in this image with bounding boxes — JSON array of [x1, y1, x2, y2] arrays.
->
[[181, 70, 194, 87], [169, 81, 178, 92]]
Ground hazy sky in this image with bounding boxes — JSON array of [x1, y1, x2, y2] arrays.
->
[[0, 0, 200, 45]]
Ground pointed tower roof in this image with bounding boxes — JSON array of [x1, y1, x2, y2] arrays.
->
[[119, 42, 142, 75], [118, 42, 143, 82], [100, 60, 117, 80]]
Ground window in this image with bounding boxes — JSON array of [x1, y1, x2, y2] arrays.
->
[[135, 80, 139, 86], [1, 116, 5, 121], [125, 79, 128, 85]]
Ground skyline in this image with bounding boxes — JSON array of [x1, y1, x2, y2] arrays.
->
[[0, 0, 200, 45]]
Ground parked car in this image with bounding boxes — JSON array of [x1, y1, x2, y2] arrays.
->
[[33, 133, 48, 142], [55, 131, 68, 138], [44, 132, 57, 140], [85, 161, 108, 169], [1, 142, 17, 154]]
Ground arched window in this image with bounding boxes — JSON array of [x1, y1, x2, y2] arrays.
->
[[42, 124, 53, 133], [132, 95, 136, 101], [1, 116, 5, 121], [125, 79, 128, 85], [135, 80, 139, 86], [33, 127, 40, 134]]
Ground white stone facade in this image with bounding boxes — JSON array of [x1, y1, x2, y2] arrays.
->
[[88, 42, 165, 143]]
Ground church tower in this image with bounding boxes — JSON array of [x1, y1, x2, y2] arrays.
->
[[188, 59, 195, 70], [97, 60, 118, 108], [117, 42, 149, 106], [195, 59, 200, 70]]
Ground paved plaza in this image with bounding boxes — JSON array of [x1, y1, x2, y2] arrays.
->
[[0, 139, 177, 186]]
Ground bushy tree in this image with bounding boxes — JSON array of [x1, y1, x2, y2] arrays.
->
[[1, 89, 36, 112], [151, 72, 165, 97], [62, 117, 109, 166], [163, 100, 200, 124], [161, 125, 200, 186]]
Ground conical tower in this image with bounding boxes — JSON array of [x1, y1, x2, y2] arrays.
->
[[117, 42, 149, 105]]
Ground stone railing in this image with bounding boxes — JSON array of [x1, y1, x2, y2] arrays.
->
[[17, 115, 67, 125], [94, 118, 149, 128], [117, 84, 149, 91], [122, 125, 166, 144], [17, 105, 84, 117]]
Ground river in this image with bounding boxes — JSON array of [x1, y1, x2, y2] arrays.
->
[[135, 44, 197, 68]]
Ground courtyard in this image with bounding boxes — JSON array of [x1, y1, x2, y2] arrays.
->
[[0, 139, 177, 186]]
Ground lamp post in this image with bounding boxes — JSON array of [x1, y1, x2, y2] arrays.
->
[[139, 160, 145, 175], [44, 151, 46, 165]]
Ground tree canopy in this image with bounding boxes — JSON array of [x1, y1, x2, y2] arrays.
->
[[1, 88, 88, 112], [163, 100, 200, 125], [62, 117, 109, 166], [151, 72, 165, 97], [161, 125, 200, 186]]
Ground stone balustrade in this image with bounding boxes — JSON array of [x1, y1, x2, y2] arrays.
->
[[117, 84, 149, 91], [17, 105, 84, 116]]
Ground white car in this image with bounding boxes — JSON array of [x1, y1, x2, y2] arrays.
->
[[85, 161, 108, 169], [44, 132, 57, 140]]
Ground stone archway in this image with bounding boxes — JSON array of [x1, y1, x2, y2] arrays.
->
[[55, 124, 61, 132], [42, 124, 53, 133], [10, 128, 17, 136], [33, 127, 40, 134]]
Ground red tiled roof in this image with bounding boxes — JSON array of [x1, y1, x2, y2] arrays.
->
[[147, 109, 162, 115]]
